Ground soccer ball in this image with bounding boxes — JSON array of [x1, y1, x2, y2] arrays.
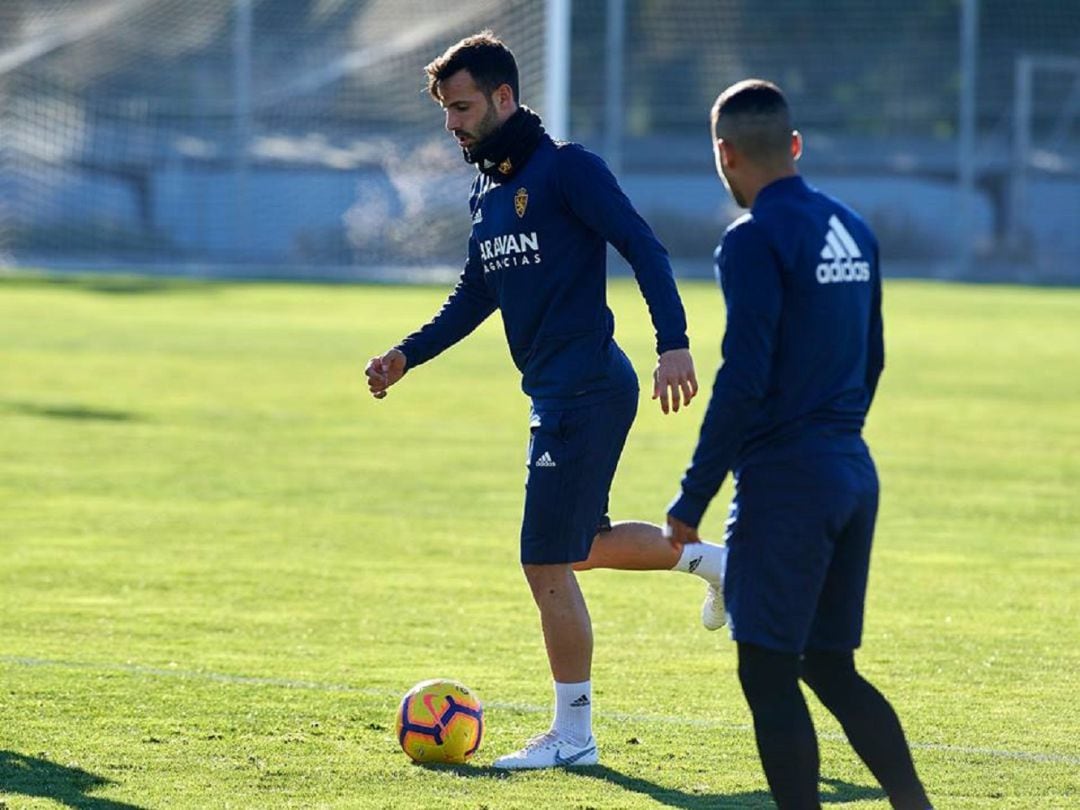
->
[[396, 679, 484, 764]]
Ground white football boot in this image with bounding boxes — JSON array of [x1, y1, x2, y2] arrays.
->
[[701, 578, 726, 631], [492, 730, 599, 770]]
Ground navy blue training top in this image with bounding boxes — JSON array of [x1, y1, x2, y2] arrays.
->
[[668, 175, 884, 527], [396, 134, 689, 408]]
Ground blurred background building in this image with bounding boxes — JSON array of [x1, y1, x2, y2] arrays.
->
[[1, 0, 1078, 281]]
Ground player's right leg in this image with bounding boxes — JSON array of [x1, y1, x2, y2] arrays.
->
[[493, 395, 636, 770], [801, 651, 932, 810], [801, 453, 933, 809], [492, 562, 599, 770]]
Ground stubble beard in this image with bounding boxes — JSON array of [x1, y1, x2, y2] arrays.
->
[[459, 100, 501, 161]]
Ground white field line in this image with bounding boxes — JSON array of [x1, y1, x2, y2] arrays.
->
[[3, 655, 1078, 766]]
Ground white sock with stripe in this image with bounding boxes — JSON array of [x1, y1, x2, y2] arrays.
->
[[672, 540, 726, 586], [551, 680, 592, 745]]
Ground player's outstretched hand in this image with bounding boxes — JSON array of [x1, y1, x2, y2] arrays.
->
[[663, 514, 700, 547], [365, 348, 407, 400], [653, 348, 698, 414]]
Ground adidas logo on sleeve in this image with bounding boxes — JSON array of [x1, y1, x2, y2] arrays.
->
[[816, 215, 871, 284]]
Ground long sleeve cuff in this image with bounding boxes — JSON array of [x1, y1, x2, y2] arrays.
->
[[392, 341, 420, 372], [666, 489, 712, 529], [657, 335, 690, 354]]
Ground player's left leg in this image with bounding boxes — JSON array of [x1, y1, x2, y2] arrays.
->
[[574, 521, 728, 629], [575, 520, 681, 570], [566, 388, 727, 628], [723, 460, 841, 806], [738, 642, 822, 810]]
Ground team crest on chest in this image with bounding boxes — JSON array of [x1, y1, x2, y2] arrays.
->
[[514, 187, 528, 218]]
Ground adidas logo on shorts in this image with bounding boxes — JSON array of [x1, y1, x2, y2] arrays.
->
[[535, 451, 556, 468]]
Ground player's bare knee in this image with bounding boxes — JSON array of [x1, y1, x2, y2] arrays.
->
[[521, 562, 571, 594]]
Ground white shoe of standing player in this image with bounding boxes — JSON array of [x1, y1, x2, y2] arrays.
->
[[701, 578, 726, 631], [492, 730, 599, 770]]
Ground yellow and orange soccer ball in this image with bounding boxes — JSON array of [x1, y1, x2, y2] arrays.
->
[[396, 679, 484, 763]]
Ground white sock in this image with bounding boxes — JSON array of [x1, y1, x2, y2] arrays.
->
[[672, 540, 726, 586], [551, 680, 592, 745]]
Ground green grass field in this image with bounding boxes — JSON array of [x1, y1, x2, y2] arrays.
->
[[0, 272, 1077, 809]]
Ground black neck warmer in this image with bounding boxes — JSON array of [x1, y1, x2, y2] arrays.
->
[[464, 106, 546, 182]]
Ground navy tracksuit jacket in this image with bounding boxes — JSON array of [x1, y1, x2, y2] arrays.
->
[[668, 175, 884, 527], [396, 134, 689, 408]]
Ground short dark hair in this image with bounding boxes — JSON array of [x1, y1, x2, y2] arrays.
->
[[711, 79, 793, 164], [425, 30, 519, 102]]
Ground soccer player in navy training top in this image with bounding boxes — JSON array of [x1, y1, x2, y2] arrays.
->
[[664, 80, 933, 809], [365, 32, 727, 770]]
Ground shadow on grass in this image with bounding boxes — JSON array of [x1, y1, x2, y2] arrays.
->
[[0, 751, 146, 809], [410, 761, 512, 780], [0, 272, 215, 296], [406, 759, 884, 807], [566, 766, 886, 809], [3, 401, 141, 423]]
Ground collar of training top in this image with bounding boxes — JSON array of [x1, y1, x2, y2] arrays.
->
[[752, 175, 810, 210], [463, 106, 546, 182]]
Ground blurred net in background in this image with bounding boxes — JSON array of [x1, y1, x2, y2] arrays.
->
[[1, 0, 1077, 281], [1, 0, 547, 276]]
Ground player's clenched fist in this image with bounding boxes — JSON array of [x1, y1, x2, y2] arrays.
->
[[365, 348, 407, 399]]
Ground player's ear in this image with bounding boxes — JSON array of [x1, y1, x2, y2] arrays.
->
[[791, 130, 803, 162], [717, 138, 736, 169], [493, 83, 514, 112]]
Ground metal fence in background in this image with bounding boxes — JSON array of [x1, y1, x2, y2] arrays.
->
[[1, 0, 1078, 282]]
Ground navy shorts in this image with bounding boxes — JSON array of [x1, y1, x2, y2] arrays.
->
[[723, 451, 879, 654], [520, 388, 638, 565]]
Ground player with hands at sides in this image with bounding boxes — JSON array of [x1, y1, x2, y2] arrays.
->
[[665, 79, 932, 810]]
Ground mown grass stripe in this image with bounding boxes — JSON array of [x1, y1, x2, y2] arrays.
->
[[4, 654, 1075, 766]]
